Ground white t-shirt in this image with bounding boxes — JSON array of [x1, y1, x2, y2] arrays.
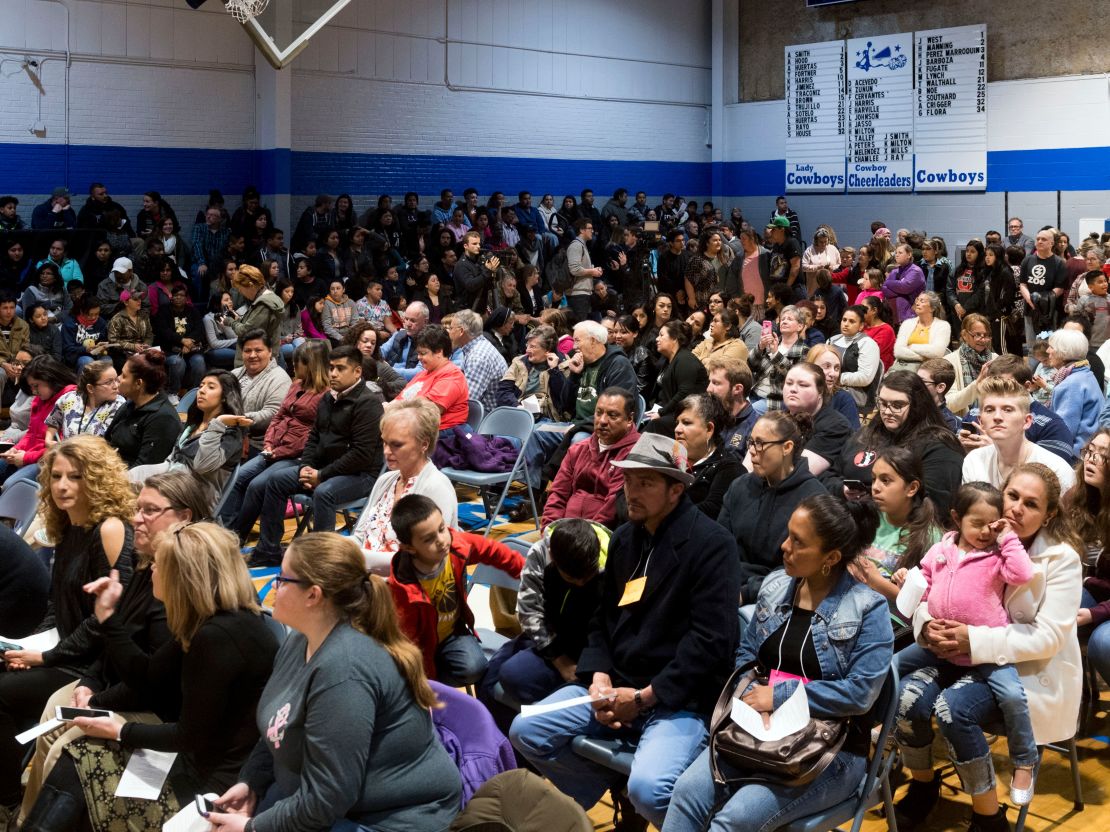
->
[[962, 442, 1075, 491]]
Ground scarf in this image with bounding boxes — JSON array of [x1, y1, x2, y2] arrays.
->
[[1052, 359, 1088, 387], [958, 342, 994, 383], [76, 314, 98, 328]]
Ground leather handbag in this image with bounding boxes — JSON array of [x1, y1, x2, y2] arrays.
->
[[708, 663, 847, 788]]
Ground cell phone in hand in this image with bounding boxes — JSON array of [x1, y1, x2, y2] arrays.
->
[[960, 422, 980, 435], [195, 794, 217, 815], [843, 479, 868, 492], [761, 320, 774, 339], [0, 640, 23, 652], [56, 706, 113, 721]]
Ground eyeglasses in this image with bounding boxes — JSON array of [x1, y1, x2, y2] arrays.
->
[[96, 377, 120, 387], [748, 438, 788, 454], [1081, 448, 1108, 464], [273, 574, 307, 588], [967, 331, 991, 342], [136, 504, 175, 520], [876, 398, 910, 414]]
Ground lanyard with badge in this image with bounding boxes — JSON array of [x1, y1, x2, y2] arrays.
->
[[618, 539, 653, 607], [767, 584, 813, 686]]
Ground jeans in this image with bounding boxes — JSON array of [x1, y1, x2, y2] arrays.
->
[[435, 634, 488, 687], [477, 636, 567, 737], [509, 684, 708, 827], [662, 745, 866, 832], [218, 454, 298, 533], [206, 347, 237, 369], [166, 352, 207, 393], [4, 463, 40, 488], [895, 665, 1017, 796], [75, 355, 95, 372], [899, 651, 1037, 771], [522, 422, 568, 489], [254, 468, 373, 560], [1082, 588, 1110, 686]]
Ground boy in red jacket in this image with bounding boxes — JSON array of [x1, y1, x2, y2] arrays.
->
[[389, 494, 525, 684]]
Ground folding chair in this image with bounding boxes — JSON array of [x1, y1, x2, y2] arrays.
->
[[441, 407, 539, 536], [290, 494, 368, 538], [211, 464, 240, 521], [781, 664, 900, 832], [466, 399, 485, 432], [176, 387, 197, 415], [0, 479, 41, 536]]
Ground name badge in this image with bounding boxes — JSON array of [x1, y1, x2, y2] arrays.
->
[[618, 576, 647, 606]]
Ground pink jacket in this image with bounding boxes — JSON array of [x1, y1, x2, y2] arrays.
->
[[920, 530, 1034, 665]]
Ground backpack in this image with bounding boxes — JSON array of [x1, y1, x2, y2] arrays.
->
[[545, 245, 574, 294]]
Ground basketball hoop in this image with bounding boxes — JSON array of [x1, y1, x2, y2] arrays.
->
[[226, 0, 269, 24]]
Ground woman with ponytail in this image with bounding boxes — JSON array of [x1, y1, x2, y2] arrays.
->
[[207, 532, 461, 832], [665, 495, 894, 832]]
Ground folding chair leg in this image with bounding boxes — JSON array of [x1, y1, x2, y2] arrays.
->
[[1067, 738, 1083, 810], [1014, 801, 1031, 832], [521, 460, 540, 531], [880, 776, 898, 832]]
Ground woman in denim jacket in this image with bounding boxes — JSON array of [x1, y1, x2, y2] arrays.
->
[[663, 494, 894, 832]]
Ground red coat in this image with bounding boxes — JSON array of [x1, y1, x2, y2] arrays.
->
[[864, 323, 896, 370], [542, 429, 640, 527], [16, 384, 75, 464], [262, 380, 326, 460], [389, 528, 524, 680]]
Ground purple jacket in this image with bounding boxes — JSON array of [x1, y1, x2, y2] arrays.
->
[[882, 262, 926, 322], [429, 681, 517, 806]]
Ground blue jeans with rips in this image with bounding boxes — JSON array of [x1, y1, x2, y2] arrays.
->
[[509, 684, 708, 828]]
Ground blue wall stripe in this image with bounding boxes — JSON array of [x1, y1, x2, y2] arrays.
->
[[0, 142, 1106, 198]]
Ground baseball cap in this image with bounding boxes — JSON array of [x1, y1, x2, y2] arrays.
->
[[112, 257, 133, 274], [51, 187, 71, 199], [770, 216, 791, 229], [611, 434, 694, 486]]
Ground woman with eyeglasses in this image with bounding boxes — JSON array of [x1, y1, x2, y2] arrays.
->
[[15, 470, 210, 822], [942, 313, 998, 415], [205, 533, 461, 832], [718, 411, 827, 605], [1068, 431, 1110, 689], [22, 522, 278, 832], [0, 436, 135, 824], [825, 371, 964, 513]]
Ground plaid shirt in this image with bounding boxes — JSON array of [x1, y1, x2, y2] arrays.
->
[[452, 336, 507, 413], [191, 223, 230, 273], [751, 341, 808, 410]]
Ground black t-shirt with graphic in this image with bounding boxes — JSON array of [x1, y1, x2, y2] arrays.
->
[[770, 237, 802, 282], [1019, 253, 1068, 293]]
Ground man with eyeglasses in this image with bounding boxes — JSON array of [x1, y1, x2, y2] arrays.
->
[[380, 301, 429, 381], [960, 375, 1075, 490], [0, 293, 29, 404], [1006, 217, 1035, 256]]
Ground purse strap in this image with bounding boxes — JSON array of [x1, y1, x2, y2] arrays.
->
[[708, 662, 759, 786]]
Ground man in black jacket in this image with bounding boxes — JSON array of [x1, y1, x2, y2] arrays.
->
[[510, 434, 740, 828], [248, 345, 382, 566], [76, 182, 130, 230], [454, 230, 500, 311]]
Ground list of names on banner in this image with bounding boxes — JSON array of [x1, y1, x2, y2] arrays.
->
[[914, 24, 987, 190], [784, 41, 846, 193], [846, 33, 913, 191]]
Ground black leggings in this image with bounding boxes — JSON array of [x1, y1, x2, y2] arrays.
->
[[0, 665, 75, 805]]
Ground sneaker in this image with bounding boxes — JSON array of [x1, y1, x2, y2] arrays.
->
[[894, 772, 941, 831], [967, 806, 1011, 832], [247, 550, 282, 569]]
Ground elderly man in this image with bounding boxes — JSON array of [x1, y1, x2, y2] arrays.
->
[[448, 308, 507, 413], [230, 329, 293, 454], [381, 301, 429, 380], [510, 433, 740, 828], [522, 320, 637, 489]]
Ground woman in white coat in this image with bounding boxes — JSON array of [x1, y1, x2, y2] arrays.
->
[[351, 397, 458, 575], [891, 461, 1082, 832], [892, 291, 951, 372]]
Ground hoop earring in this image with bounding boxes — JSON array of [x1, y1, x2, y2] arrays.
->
[[821, 563, 831, 577]]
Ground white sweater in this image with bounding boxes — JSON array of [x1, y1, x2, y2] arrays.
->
[[893, 316, 951, 366]]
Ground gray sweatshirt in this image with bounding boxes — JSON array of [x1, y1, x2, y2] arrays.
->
[[243, 622, 461, 832]]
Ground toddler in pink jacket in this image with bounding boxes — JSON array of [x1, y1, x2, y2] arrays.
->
[[917, 482, 1038, 806]]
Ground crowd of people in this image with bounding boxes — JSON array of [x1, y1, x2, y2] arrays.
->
[[0, 181, 1108, 832]]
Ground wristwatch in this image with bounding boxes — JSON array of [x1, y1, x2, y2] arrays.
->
[[634, 689, 646, 713]]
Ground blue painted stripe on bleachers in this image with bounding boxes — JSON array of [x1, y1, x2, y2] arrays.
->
[[0, 142, 1106, 198]]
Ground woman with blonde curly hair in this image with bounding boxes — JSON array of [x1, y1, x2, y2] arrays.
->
[[0, 435, 136, 822], [207, 532, 460, 832], [230, 264, 284, 366], [24, 522, 278, 832]]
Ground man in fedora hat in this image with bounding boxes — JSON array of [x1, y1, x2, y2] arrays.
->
[[510, 433, 740, 829]]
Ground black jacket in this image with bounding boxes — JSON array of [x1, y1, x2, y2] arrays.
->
[[105, 393, 182, 467], [153, 303, 206, 353], [540, 564, 603, 663], [454, 253, 493, 311], [656, 348, 708, 417], [687, 445, 743, 520], [549, 345, 639, 430], [0, 525, 49, 638], [300, 382, 383, 482], [77, 196, 129, 230], [576, 496, 740, 714]]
